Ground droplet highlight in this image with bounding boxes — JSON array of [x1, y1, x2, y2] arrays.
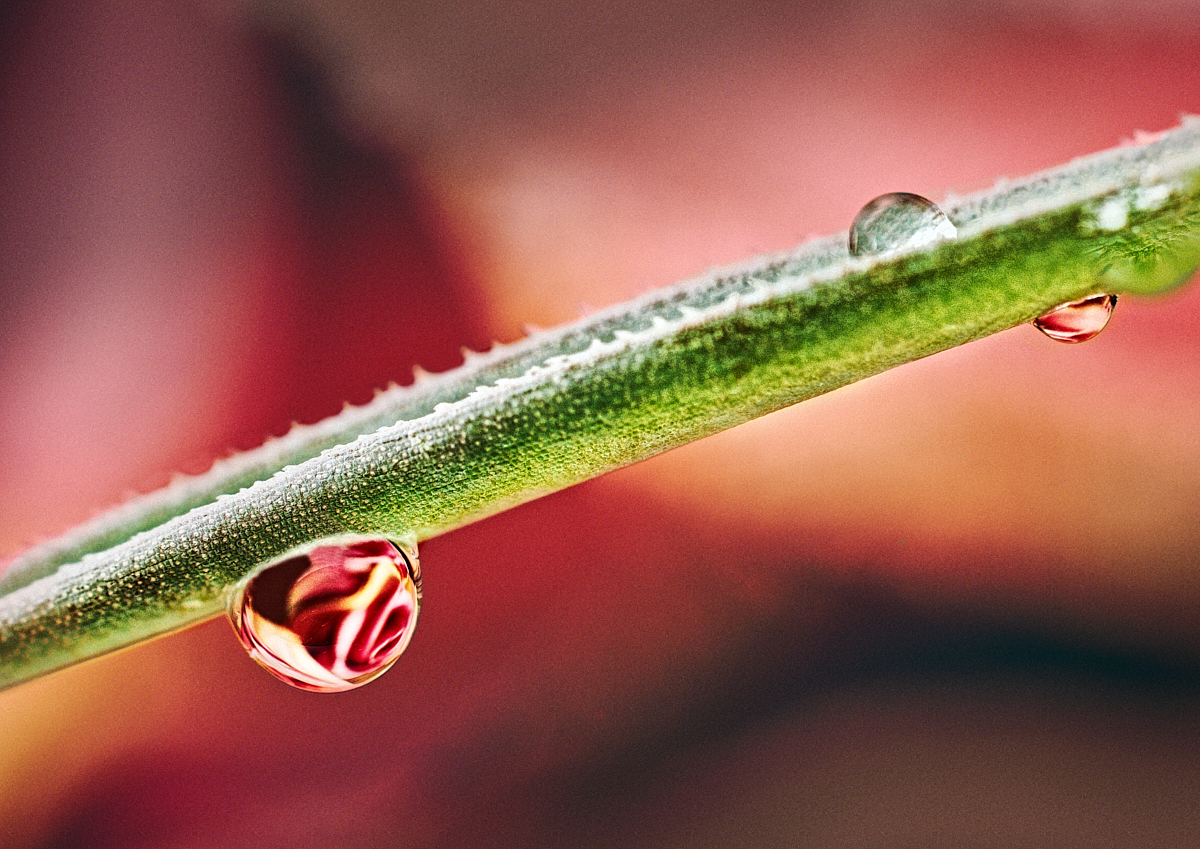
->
[[849, 192, 957, 257], [230, 537, 421, 693], [1032, 294, 1118, 343]]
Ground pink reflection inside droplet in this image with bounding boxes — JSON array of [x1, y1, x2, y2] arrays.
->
[[230, 538, 421, 693], [1033, 294, 1118, 343]]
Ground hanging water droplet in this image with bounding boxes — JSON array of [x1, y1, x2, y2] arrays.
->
[[849, 192, 957, 257], [1032, 294, 1118, 343], [229, 537, 421, 693]]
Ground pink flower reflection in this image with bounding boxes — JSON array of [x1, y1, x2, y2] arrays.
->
[[230, 538, 422, 693]]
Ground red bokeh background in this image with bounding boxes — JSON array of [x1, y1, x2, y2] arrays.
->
[[3, 1, 1200, 846]]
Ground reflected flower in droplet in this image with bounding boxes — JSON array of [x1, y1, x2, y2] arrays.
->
[[229, 537, 421, 692], [1033, 294, 1118, 343]]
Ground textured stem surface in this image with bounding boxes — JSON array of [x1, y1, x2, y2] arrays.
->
[[3, 120, 1200, 688]]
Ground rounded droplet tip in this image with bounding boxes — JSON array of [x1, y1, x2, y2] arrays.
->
[[849, 192, 957, 257], [229, 537, 422, 693], [1033, 294, 1118, 343]]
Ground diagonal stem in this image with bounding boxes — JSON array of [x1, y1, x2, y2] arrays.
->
[[2, 119, 1200, 688]]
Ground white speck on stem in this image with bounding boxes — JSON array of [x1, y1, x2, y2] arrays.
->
[[1096, 198, 1129, 231], [1134, 183, 1172, 211]]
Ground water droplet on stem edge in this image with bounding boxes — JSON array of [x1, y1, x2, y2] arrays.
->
[[229, 537, 421, 693], [1033, 294, 1118, 343], [849, 192, 957, 257]]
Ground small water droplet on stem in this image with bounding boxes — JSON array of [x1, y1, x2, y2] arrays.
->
[[1032, 294, 1117, 343], [849, 192, 957, 257], [229, 537, 422, 693]]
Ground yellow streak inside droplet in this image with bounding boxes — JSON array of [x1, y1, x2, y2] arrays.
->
[[326, 556, 417, 680]]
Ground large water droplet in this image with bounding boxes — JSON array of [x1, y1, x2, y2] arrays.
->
[[229, 537, 421, 692], [849, 192, 957, 257], [1032, 294, 1117, 343]]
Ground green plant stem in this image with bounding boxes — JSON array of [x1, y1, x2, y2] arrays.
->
[[3, 120, 1200, 688]]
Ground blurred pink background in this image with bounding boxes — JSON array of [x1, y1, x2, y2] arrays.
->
[[2, 1, 1200, 846]]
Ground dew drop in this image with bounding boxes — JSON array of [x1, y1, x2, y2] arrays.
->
[[849, 192, 957, 257], [229, 537, 421, 693], [1032, 294, 1118, 344]]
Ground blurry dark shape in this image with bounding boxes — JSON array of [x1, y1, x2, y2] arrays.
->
[[247, 24, 492, 427]]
